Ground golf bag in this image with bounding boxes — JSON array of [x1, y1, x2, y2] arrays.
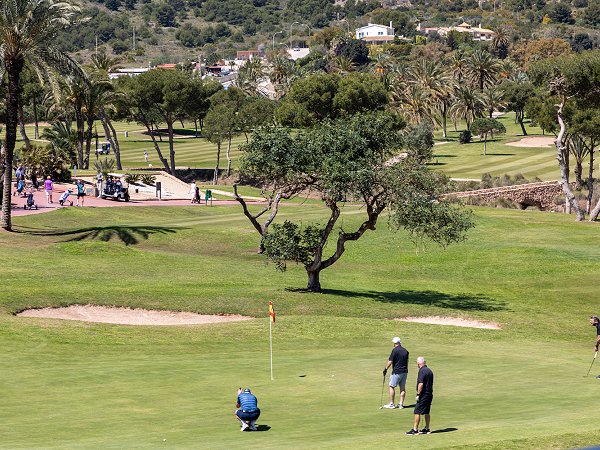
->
[[59, 189, 74, 206]]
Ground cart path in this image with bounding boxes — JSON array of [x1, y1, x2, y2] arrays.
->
[[8, 183, 254, 217]]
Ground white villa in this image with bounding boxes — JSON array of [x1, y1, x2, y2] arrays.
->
[[355, 22, 395, 44], [417, 22, 496, 41]]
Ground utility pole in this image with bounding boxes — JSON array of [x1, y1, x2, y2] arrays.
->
[[133, 25, 136, 52]]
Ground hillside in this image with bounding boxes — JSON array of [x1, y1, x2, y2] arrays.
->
[[60, 0, 600, 65]]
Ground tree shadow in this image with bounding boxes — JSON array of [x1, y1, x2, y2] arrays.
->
[[482, 153, 515, 156], [15, 225, 181, 246], [432, 154, 457, 158], [286, 288, 507, 312], [431, 427, 458, 434]]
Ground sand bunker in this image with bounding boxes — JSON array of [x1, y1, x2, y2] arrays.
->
[[16, 305, 253, 326], [395, 316, 500, 329], [506, 136, 554, 148]]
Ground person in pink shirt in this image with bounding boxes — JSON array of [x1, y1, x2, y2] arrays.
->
[[44, 176, 53, 204]]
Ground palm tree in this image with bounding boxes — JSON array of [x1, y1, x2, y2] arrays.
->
[[408, 59, 454, 138], [389, 83, 434, 126], [491, 27, 510, 59], [448, 50, 468, 82], [0, 0, 82, 230], [235, 58, 267, 97], [328, 55, 356, 74], [89, 52, 123, 74], [450, 85, 484, 129], [269, 55, 297, 98], [464, 48, 501, 92], [481, 87, 507, 118]]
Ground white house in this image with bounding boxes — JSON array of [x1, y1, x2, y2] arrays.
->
[[355, 22, 395, 44], [108, 67, 150, 80], [417, 22, 496, 41]]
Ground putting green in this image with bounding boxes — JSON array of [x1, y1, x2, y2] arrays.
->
[[2, 205, 600, 448]]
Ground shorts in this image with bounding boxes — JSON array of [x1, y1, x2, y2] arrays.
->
[[414, 396, 432, 415], [77, 192, 86, 198], [389, 373, 407, 389], [236, 408, 260, 421]]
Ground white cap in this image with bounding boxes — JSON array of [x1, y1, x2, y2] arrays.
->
[[392, 337, 401, 344]]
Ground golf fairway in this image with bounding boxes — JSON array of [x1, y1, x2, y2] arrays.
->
[[1, 205, 600, 449]]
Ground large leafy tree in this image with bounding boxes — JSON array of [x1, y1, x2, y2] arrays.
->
[[501, 77, 535, 136], [254, 112, 473, 291], [530, 51, 600, 221], [121, 69, 203, 174], [470, 118, 506, 156], [233, 126, 317, 253], [0, 0, 82, 231]]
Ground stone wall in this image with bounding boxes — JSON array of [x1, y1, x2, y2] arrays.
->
[[447, 181, 564, 210]]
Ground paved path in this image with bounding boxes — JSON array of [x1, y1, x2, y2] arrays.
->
[[9, 183, 249, 217]]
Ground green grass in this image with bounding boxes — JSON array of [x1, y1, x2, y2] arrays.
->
[[2, 205, 600, 448], [432, 113, 558, 181], [17, 113, 561, 183]]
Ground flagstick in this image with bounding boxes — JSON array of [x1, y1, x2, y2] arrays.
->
[[269, 318, 274, 380]]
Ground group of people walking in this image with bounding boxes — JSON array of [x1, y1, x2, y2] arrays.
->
[[383, 336, 435, 435]]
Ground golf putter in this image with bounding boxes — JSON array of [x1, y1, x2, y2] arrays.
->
[[379, 373, 386, 409], [586, 351, 597, 377]]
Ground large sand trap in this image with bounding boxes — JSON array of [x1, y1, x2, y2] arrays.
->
[[16, 305, 253, 326], [506, 136, 555, 148], [395, 316, 501, 329]]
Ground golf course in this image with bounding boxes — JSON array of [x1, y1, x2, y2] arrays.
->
[[2, 202, 600, 449]]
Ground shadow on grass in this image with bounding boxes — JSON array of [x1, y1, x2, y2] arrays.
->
[[432, 154, 458, 158], [15, 225, 181, 246], [431, 427, 458, 434], [286, 288, 507, 312], [482, 153, 516, 156], [255, 425, 271, 432]]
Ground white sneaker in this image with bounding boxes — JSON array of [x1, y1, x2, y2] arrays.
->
[[240, 422, 249, 431], [383, 403, 396, 409], [397, 404, 404, 409]]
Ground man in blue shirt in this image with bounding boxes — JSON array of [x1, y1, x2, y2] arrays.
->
[[235, 388, 260, 431]]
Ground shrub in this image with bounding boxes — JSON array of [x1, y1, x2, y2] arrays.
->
[[458, 130, 472, 144], [141, 174, 156, 186], [124, 173, 142, 184]]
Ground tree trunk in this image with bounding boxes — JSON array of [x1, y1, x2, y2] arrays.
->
[[226, 137, 232, 177], [75, 106, 85, 170], [33, 96, 39, 139], [18, 104, 31, 151], [101, 110, 122, 170], [306, 269, 321, 292], [518, 111, 527, 136], [574, 160, 583, 191], [483, 136, 487, 156], [194, 119, 198, 138], [145, 123, 171, 174], [213, 142, 221, 184], [587, 143, 595, 215], [1, 58, 24, 231], [168, 120, 176, 174], [442, 102, 448, 138], [84, 118, 94, 169], [556, 96, 584, 221]]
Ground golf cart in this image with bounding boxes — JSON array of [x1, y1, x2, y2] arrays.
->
[[95, 142, 111, 156], [100, 175, 130, 202]]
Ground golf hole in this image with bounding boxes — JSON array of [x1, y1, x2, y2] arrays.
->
[[16, 305, 254, 326]]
